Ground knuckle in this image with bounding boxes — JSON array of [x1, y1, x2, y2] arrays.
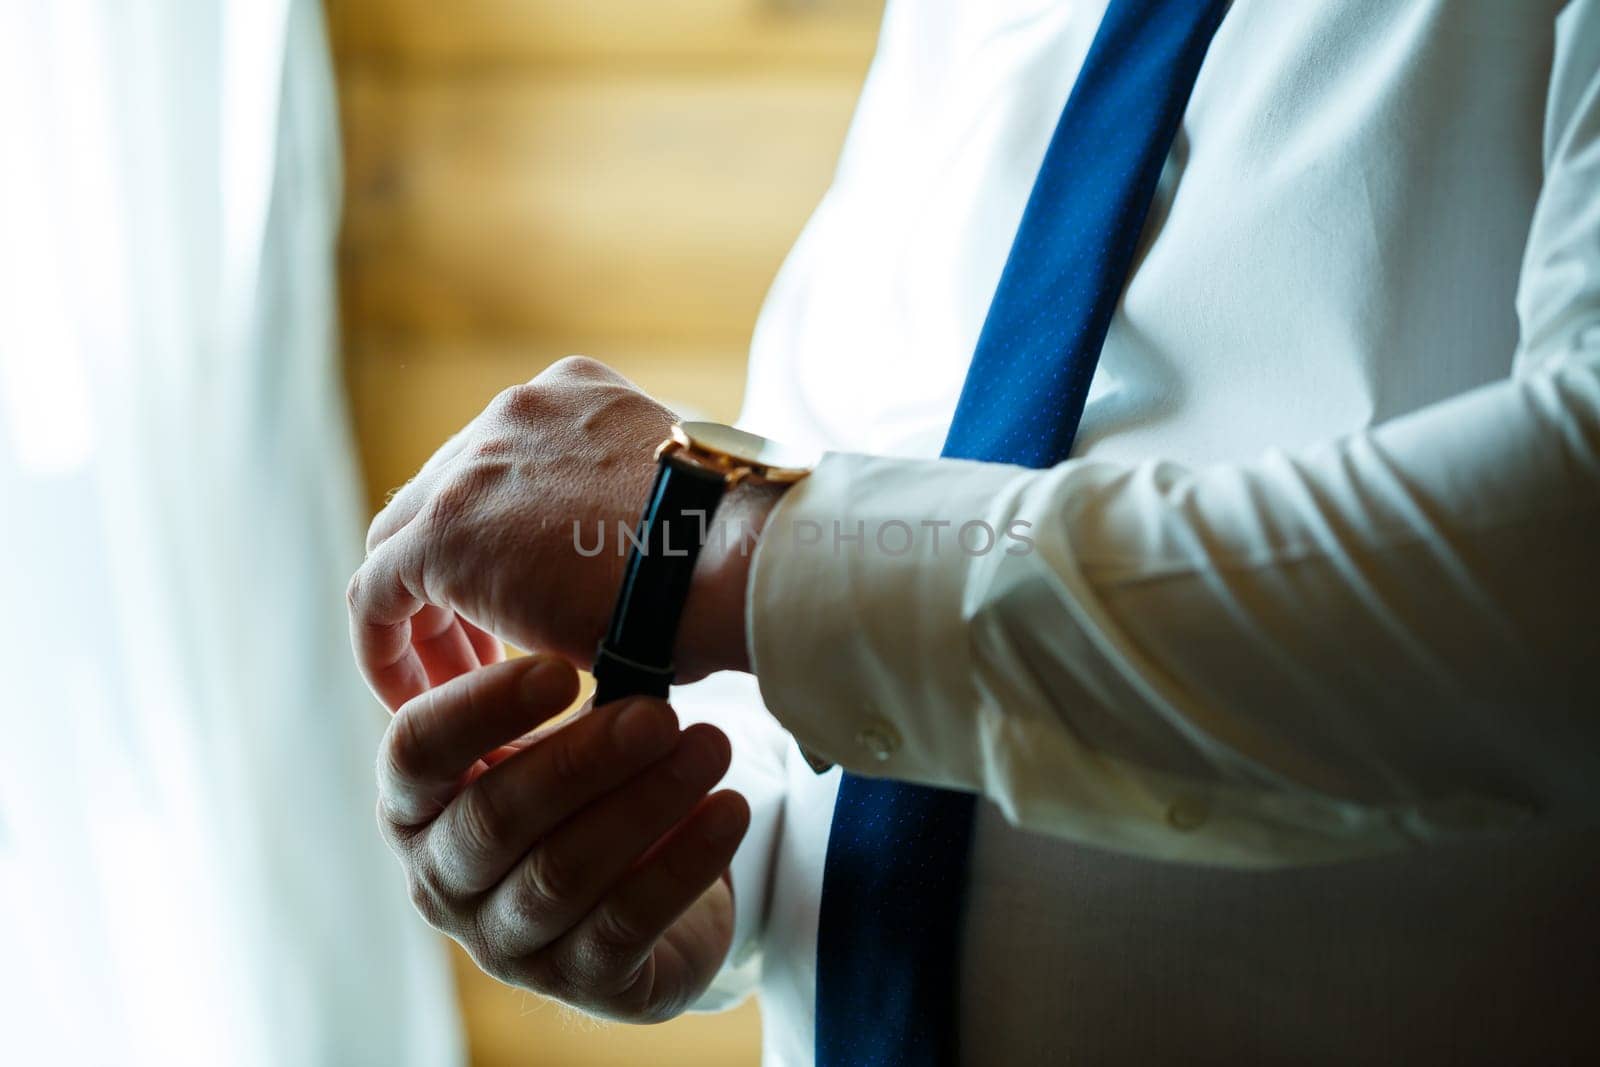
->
[[572, 937, 648, 1003], [452, 911, 503, 980], [344, 569, 364, 614], [652, 845, 700, 897], [454, 781, 513, 864], [518, 844, 580, 917], [626, 983, 685, 1026], [518, 942, 655, 1021], [519, 949, 580, 1001], [488, 382, 524, 412], [375, 795, 410, 850], [491, 382, 550, 423], [579, 385, 668, 440], [405, 864, 452, 929], [464, 944, 522, 991], [546, 733, 593, 792], [587, 904, 649, 958], [547, 354, 604, 380]]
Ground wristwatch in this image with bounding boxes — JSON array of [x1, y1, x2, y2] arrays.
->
[[591, 420, 815, 707]]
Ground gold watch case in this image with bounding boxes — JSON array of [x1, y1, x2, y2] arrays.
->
[[657, 420, 817, 486]]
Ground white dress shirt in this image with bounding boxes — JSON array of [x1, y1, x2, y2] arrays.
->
[[680, 1, 1600, 1062]]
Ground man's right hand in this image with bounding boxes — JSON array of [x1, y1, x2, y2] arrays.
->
[[376, 653, 750, 1023]]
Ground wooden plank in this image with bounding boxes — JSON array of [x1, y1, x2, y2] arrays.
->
[[327, 0, 884, 73], [340, 70, 861, 344]]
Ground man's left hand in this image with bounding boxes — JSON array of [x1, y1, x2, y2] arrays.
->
[[348, 356, 761, 711]]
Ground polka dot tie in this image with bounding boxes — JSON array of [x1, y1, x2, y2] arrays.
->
[[814, 2, 1230, 1063]]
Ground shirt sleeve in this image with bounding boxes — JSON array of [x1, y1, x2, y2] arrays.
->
[[746, 13, 1600, 868]]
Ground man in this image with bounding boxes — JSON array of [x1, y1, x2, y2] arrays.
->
[[348, 0, 1600, 1062]]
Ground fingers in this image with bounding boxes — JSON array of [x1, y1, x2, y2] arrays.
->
[[378, 656, 580, 830], [347, 531, 433, 710], [461, 617, 506, 667], [591, 791, 749, 949], [412, 604, 483, 686], [477, 724, 734, 958], [351, 528, 492, 709], [531, 790, 749, 1018], [423, 698, 682, 895], [351, 519, 503, 700]]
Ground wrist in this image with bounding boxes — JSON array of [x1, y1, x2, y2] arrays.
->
[[679, 480, 785, 678]]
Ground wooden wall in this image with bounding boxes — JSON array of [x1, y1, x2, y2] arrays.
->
[[331, 0, 883, 501], [327, 2, 882, 1063]]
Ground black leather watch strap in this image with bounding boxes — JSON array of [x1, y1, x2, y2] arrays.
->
[[592, 453, 728, 706]]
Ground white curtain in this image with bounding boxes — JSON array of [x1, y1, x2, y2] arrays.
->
[[0, 2, 463, 1064]]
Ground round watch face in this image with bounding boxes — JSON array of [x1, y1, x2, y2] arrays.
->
[[676, 421, 817, 481]]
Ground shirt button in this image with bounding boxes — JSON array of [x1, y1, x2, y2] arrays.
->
[[855, 720, 901, 762], [1166, 796, 1210, 832]]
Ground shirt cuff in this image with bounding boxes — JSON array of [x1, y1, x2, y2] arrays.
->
[[748, 451, 1011, 790]]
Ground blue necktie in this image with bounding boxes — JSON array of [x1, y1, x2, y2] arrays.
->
[[814, 2, 1229, 1063]]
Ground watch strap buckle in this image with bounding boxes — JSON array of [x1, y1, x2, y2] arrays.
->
[[591, 643, 675, 704]]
